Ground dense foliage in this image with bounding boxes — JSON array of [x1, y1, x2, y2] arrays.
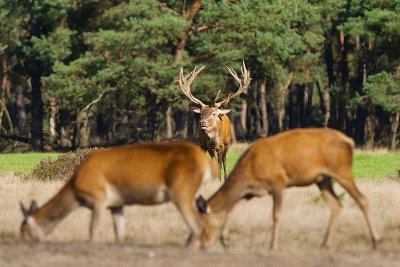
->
[[0, 0, 399, 150]]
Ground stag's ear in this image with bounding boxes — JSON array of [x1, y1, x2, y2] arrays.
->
[[218, 109, 231, 115], [29, 200, 39, 213], [20, 202, 28, 219], [190, 105, 201, 113]]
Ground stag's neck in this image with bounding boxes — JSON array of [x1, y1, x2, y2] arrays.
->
[[31, 182, 79, 235]]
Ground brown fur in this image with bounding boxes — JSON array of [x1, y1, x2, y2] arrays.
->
[[179, 62, 251, 181], [199, 128, 380, 250], [198, 110, 232, 181], [20, 142, 216, 247]]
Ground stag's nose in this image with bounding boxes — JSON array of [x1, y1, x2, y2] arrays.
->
[[200, 121, 207, 129]]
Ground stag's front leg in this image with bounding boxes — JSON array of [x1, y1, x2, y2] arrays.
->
[[217, 151, 223, 182], [222, 149, 229, 181], [208, 150, 221, 181]]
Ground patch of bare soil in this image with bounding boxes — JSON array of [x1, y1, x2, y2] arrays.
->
[[1, 241, 399, 267]]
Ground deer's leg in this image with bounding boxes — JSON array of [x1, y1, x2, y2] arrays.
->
[[110, 206, 125, 242], [317, 177, 342, 249], [217, 151, 223, 182], [270, 186, 284, 251], [220, 208, 234, 248], [181, 200, 204, 248], [170, 188, 204, 249], [333, 174, 380, 249], [90, 201, 106, 242], [222, 150, 228, 181]]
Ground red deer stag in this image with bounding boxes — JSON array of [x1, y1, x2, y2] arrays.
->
[[20, 142, 218, 247], [178, 61, 252, 181], [197, 128, 380, 250]]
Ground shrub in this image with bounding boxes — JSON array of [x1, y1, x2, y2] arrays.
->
[[24, 148, 102, 181]]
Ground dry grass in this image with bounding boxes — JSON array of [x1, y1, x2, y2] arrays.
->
[[227, 142, 251, 155], [1, 174, 400, 257]]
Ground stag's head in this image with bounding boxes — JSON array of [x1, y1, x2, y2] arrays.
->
[[178, 62, 252, 132]]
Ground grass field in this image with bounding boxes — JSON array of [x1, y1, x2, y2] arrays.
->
[[0, 144, 400, 266], [1, 145, 398, 181], [0, 153, 61, 176]]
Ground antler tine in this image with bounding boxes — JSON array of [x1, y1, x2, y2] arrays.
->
[[216, 61, 252, 108], [212, 90, 221, 106], [178, 65, 206, 108]]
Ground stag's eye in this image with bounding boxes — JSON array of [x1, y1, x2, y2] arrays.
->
[[212, 113, 216, 116]]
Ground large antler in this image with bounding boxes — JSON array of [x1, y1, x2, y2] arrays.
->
[[178, 66, 206, 108], [215, 61, 252, 108]]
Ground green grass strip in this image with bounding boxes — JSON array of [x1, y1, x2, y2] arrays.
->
[[0, 151, 399, 181], [0, 153, 61, 176]]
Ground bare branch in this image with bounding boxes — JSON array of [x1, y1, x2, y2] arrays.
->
[[0, 133, 31, 144], [159, 3, 182, 14], [188, 25, 210, 36], [80, 89, 111, 113], [190, 51, 217, 63]]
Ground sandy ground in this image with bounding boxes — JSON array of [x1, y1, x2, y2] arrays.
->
[[1, 174, 400, 266], [1, 241, 399, 267]]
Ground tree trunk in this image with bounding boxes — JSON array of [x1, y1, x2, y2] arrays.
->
[[30, 12, 43, 151], [225, 78, 236, 143], [325, 33, 338, 130], [15, 84, 27, 136], [76, 110, 90, 148], [316, 81, 330, 127], [1, 55, 8, 132], [278, 73, 292, 132], [325, 34, 336, 88], [253, 81, 262, 137], [240, 99, 247, 135], [49, 95, 57, 144], [59, 108, 72, 149], [288, 84, 300, 129], [166, 106, 172, 139], [303, 82, 313, 128], [183, 111, 188, 139], [390, 112, 399, 150], [259, 81, 268, 136]]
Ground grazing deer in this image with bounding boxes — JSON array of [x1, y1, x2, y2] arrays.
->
[[178, 61, 252, 181], [20, 142, 217, 247], [197, 128, 380, 250]]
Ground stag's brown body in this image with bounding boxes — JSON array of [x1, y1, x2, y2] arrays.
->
[[20, 142, 217, 247], [179, 62, 251, 181], [198, 111, 231, 178], [198, 128, 380, 250]]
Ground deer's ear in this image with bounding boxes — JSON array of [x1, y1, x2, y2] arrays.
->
[[218, 109, 231, 115], [20, 202, 28, 219], [29, 200, 39, 213], [191, 105, 201, 113]]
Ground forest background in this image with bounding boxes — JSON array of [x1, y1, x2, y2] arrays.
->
[[1, 0, 400, 151]]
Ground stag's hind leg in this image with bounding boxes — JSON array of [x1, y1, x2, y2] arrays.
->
[[317, 176, 342, 249], [332, 172, 380, 249]]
